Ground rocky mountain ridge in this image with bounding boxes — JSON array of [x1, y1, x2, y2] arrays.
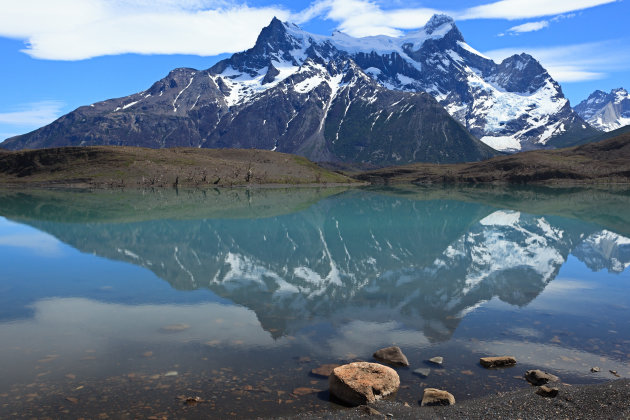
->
[[575, 88, 630, 132]]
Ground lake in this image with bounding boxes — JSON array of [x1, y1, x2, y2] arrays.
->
[[0, 185, 629, 418]]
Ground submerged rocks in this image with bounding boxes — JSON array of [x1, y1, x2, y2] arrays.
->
[[413, 368, 431, 378], [329, 362, 400, 406], [373, 346, 409, 367], [525, 369, 559, 386], [421, 388, 455, 406], [480, 356, 517, 368], [311, 364, 341, 378]]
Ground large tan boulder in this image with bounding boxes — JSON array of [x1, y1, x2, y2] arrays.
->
[[328, 362, 400, 406]]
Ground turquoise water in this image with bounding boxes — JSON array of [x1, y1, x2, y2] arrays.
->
[[0, 186, 628, 418]]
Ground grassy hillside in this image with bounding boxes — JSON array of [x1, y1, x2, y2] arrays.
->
[[356, 133, 630, 185], [0, 146, 357, 188]]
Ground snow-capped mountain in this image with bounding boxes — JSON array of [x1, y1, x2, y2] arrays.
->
[[211, 14, 595, 152], [575, 88, 630, 132], [322, 14, 596, 152], [3, 14, 596, 161], [1, 17, 495, 166]]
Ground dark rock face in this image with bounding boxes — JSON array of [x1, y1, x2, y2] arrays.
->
[[575, 88, 630, 132]]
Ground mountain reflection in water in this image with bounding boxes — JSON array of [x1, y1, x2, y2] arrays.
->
[[1, 186, 628, 343]]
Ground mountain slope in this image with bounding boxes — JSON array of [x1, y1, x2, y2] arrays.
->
[[575, 88, 630, 132], [1, 19, 496, 167]]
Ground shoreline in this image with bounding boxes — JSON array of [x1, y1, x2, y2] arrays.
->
[[283, 378, 630, 419]]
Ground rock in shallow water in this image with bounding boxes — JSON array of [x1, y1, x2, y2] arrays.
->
[[428, 356, 443, 365], [421, 388, 455, 406], [524, 369, 559, 386], [329, 362, 400, 406], [480, 356, 517, 368], [373, 346, 409, 367]]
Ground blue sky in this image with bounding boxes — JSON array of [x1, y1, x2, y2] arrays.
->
[[1, 0, 629, 141]]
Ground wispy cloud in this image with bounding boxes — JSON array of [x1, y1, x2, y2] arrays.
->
[[459, 0, 617, 20], [483, 41, 630, 82], [507, 20, 549, 33], [0, 101, 65, 126]]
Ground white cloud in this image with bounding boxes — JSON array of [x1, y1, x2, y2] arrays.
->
[[507, 20, 549, 33], [0, 0, 621, 60], [459, 0, 617, 20], [0, 101, 65, 126], [0, 0, 290, 60], [483, 41, 630, 82]]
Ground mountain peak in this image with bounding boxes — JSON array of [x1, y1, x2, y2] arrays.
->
[[254, 17, 290, 46], [424, 14, 455, 34], [415, 13, 464, 45]]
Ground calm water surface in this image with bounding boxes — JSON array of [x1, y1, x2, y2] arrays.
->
[[0, 186, 629, 418]]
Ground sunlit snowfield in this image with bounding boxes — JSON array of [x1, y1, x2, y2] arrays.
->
[[0, 186, 628, 418]]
